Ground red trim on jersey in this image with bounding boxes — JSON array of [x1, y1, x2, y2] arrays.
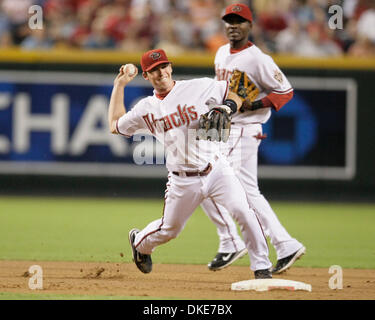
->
[[134, 212, 165, 250], [260, 96, 273, 108], [264, 90, 293, 112], [249, 204, 269, 248], [209, 197, 239, 252], [135, 178, 169, 250], [227, 127, 243, 157], [230, 41, 253, 54], [272, 88, 294, 94], [155, 81, 176, 100], [254, 132, 267, 140], [155, 91, 169, 100]]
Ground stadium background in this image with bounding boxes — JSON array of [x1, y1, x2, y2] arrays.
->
[[0, 0, 374, 201]]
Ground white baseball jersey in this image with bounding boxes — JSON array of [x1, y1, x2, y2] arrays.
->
[[215, 43, 293, 126], [116, 77, 272, 271], [116, 78, 228, 173]]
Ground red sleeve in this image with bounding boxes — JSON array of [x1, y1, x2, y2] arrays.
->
[[261, 90, 293, 112]]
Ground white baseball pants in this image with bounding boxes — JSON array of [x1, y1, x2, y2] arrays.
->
[[201, 124, 303, 260], [134, 157, 272, 271]]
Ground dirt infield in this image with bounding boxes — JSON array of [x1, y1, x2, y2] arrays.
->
[[0, 260, 374, 299]]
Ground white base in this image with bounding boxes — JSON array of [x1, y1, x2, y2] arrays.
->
[[231, 279, 312, 292]]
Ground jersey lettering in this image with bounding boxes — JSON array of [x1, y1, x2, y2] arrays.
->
[[187, 106, 198, 121], [162, 115, 173, 131], [142, 105, 198, 133], [142, 113, 156, 134], [215, 66, 233, 81], [170, 112, 181, 127], [177, 104, 190, 126]]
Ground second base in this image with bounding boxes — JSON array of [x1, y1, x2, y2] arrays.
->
[[231, 279, 312, 292]]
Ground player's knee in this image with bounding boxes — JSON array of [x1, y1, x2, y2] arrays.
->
[[166, 231, 179, 241]]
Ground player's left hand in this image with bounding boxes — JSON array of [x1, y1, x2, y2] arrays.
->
[[196, 105, 232, 143], [229, 70, 259, 109]]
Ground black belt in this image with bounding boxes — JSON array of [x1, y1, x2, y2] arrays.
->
[[172, 163, 212, 177]]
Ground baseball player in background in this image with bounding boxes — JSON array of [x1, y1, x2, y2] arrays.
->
[[108, 48, 274, 279], [201, 3, 306, 274]]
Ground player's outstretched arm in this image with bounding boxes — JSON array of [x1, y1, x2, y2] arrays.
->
[[108, 64, 138, 134]]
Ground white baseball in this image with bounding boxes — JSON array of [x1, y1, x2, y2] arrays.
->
[[125, 64, 137, 76]]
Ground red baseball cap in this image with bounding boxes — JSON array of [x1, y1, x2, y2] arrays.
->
[[222, 3, 253, 23], [141, 49, 170, 72]]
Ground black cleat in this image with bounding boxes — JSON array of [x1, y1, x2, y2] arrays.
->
[[128, 228, 152, 274], [207, 248, 247, 271], [254, 268, 272, 279], [271, 246, 306, 274]]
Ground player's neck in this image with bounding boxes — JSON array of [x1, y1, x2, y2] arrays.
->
[[230, 40, 253, 53], [155, 81, 176, 100]]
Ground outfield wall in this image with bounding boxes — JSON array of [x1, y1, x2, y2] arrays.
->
[[0, 50, 374, 201]]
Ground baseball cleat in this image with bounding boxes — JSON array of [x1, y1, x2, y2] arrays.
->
[[271, 246, 306, 274], [207, 248, 248, 271], [128, 228, 152, 274], [254, 268, 272, 279]]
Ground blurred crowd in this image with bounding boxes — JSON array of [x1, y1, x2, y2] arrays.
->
[[0, 0, 374, 57]]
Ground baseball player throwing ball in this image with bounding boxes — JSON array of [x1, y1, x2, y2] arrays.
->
[[201, 3, 306, 274], [108, 48, 274, 279]]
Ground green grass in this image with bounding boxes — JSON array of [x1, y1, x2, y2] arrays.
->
[[0, 196, 220, 264], [1, 197, 375, 268], [1, 196, 375, 300], [0, 197, 375, 268]]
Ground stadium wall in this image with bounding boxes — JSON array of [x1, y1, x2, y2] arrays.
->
[[0, 50, 374, 202]]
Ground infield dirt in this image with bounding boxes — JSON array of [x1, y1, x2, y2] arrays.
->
[[1, 260, 374, 300]]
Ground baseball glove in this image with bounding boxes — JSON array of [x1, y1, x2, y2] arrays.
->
[[196, 105, 232, 143], [196, 71, 259, 142], [229, 70, 260, 112]]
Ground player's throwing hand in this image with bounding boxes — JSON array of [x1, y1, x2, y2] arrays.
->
[[114, 64, 138, 87]]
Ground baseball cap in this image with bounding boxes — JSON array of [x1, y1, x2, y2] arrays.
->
[[222, 3, 253, 23], [141, 49, 170, 72]]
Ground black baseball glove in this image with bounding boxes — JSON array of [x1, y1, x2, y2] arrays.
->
[[196, 105, 232, 143], [196, 70, 260, 143]]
